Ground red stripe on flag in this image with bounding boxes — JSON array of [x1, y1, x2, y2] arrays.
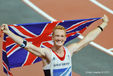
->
[[23, 53, 37, 66], [14, 26, 36, 37], [66, 20, 91, 31], [42, 42, 53, 48], [79, 27, 87, 34], [66, 32, 77, 37], [7, 45, 19, 56], [6, 37, 15, 46], [41, 21, 62, 36], [3, 41, 6, 51], [3, 62, 13, 76], [3, 62, 9, 70]]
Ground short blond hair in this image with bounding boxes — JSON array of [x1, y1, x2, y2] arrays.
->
[[52, 25, 66, 36]]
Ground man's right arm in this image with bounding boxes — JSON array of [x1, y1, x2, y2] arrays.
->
[[1, 24, 46, 58]]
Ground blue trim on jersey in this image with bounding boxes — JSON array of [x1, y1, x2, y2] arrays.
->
[[53, 68, 66, 76], [61, 66, 71, 76], [53, 66, 71, 76]]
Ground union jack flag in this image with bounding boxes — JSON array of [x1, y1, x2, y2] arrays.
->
[[2, 18, 101, 76]]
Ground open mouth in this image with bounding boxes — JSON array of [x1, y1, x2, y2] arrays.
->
[[56, 40, 64, 45]]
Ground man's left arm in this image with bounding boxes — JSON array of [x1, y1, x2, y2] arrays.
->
[[67, 15, 108, 56]]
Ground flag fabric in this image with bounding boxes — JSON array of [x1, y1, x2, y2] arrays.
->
[[2, 17, 101, 76]]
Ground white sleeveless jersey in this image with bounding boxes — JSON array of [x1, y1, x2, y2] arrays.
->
[[43, 47, 72, 76]]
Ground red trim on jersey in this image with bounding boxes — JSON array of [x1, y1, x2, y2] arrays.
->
[[52, 47, 66, 61]]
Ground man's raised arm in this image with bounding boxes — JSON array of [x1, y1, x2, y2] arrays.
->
[[67, 15, 109, 55], [1, 24, 46, 57]]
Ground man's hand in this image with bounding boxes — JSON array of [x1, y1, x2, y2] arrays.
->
[[1, 24, 10, 34], [102, 15, 109, 23], [100, 15, 109, 29]]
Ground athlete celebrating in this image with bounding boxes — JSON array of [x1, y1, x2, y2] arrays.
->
[[1, 15, 108, 76]]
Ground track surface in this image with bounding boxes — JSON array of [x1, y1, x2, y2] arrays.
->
[[0, 0, 113, 76]]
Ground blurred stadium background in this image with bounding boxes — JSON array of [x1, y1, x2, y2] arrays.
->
[[0, 0, 113, 76]]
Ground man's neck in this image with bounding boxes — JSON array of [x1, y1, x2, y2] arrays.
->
[[52, 45, 64, 53]]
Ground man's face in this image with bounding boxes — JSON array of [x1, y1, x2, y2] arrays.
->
[[52, 29, 66, 47]]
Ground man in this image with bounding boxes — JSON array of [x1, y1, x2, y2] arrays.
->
[[1, 15, 108, 76]]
